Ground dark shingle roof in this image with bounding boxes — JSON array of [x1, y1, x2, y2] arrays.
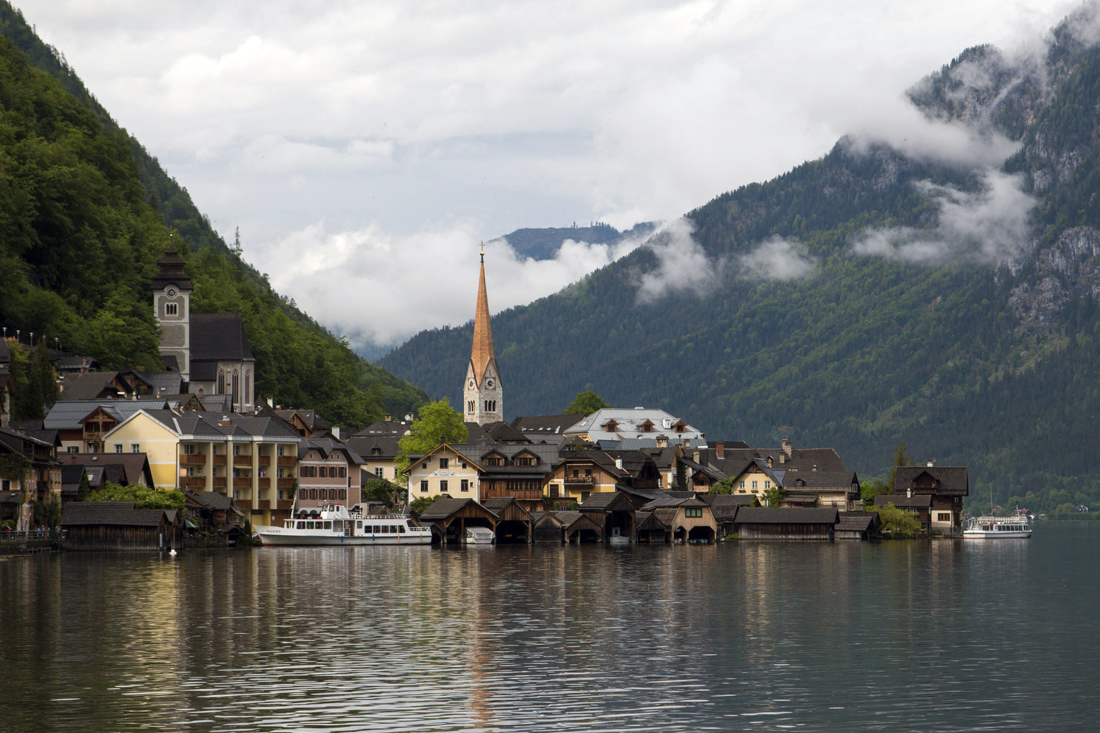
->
[[837, 512, 881, 532], [344, 435, 401, 459], [418, 497, 497, 521], [190, 314, 254, 361], [61, 502, 170, 527], [875, 494, 933, 509], [893, 466, 969, 496]]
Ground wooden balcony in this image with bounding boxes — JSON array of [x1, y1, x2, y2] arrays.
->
[[212, 455, 227, 465], [233, 454, 252, 466], [480, 486, 545, 502], [277, 456, 296, 467], [212, 477, 227, 489], [179, 454, 206, 465], [277, 478, 295, 490], [277, 500, 294, 511], [234, 499, 252, 511], [564, 476, 595, 486], [258, 456, 271, 467], [257, 500, 270, 510], [180, 476, 207, 489], [233, 477, 251, 488]]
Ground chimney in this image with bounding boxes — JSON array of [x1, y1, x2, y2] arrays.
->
[[267, 395, 274, 408], [332, 426, 341, 440], [692, 449, 700, 464], [615, 458, 623, 470], [384, 413, 392, 422], [812, 464, 817, 472], [715, 442, 724, 460], [767, 456, 773, 468], [782, 438, 792, 457], [656, 435, 668, 448], [926, 461, 934, 467], [907, 487, 912, 499], [779, 453, 785, 464]]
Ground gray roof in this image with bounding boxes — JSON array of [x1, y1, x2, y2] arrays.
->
[[190, 314, 254, 362], [894, 466, 969, 496], [564, 407, 703, 442], [875, 494, 933, 509], [300, 437, 365, 464], [837, 512, 881, 532], [734, 507, 839, 525], [44, 400, 169, 430], [64, 454, 153, 486], [185, 490, 240, 513], [344, 435, 401, 460], [57, 372, 123, 400], [354, 420, 413, 436], [61, 502, 171, 527], [417, 497, 497, 521], [57, 356, 99, 371], [510, 414, 583, 435]]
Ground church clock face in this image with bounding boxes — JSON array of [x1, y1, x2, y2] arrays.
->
[[468, 379, 475, 389], [486, 378, 495, 389], [166, 287, 177, 297]]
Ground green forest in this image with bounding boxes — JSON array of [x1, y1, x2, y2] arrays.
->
[[0, 4, 426, 428], [382, 17, 1100, 513]]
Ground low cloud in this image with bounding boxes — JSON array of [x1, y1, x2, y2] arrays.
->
[[739, 237, 817, 281], [851, 169, 1035, 265], [256, 220, 650, 350]]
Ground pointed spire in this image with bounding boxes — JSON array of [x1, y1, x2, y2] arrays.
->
[[470, 243, 496, 384]]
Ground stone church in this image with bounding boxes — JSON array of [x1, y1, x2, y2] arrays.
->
[[464, 249, 503, 426], [153, 240, 256, 412]]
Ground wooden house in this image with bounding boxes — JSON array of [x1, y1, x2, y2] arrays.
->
[[636, 496, 718, 543], [836, 511, 882, 540], [481, 496, 533, 543], [416, 497, 498, 545], [891, 465, 969, 535], [530, 510, 603, 543], [61, 501, 181, 550], [579, 491, 636, 543]]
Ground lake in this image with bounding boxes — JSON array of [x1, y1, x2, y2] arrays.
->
[[1, 523, 1097, 732]]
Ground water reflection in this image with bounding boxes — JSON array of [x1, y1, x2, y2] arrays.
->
[[1, 526, 1098, 731]]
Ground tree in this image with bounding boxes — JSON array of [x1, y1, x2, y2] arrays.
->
[[762, 483, 785, 507], [875, 503, 923, 538], [409, 495, 437, 516], [563, 390, 610, 415], [860, 479, 890, 508], [363, 477, 397, 509], [395, 398, 467, 480], [711, 477, 736, 495], [86, 481, 185, 510], [887, 441, 916, 490]]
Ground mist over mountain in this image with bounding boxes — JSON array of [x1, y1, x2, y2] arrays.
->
[[382, 4, 1100, 511]]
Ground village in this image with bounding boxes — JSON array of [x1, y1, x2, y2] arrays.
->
[[0, 243, 969, 551]]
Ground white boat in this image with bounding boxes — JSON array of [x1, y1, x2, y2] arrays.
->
[[255, 503, 432, 546], [963, 514, 1032, 539], [465, 526, 495, 545]]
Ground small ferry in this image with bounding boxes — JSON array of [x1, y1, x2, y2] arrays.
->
[[962, 514, 1032, 539], [255, 503, 432, 546]]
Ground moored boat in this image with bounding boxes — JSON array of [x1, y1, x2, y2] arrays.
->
[[255, 503, 432, 546], [962, 514, 1032, 539], [465, 526, 495, 545]]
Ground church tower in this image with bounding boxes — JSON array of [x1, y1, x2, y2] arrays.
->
[[152, 237, 193, 381], [464, 247, 503, 425]]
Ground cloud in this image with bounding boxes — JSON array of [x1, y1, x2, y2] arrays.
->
[[739, 237, 817, 281], [851, 169, 1036, 265], [635, 223, 817, 305], [256, 219, 650, 349]]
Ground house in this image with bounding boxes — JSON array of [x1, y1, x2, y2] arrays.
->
[[407, 442, 558, 510], [779, 471, 861, 511], [44, 399, 171, 453], [344, 434, 403, 484], [699, 493, 757, 538], [733, 507, 840, 540], [0, 426, 61, 530], [407, 444, 484, 503], [101, 409, 301, 526], [481, 496, 533, 543], [510, 414, 582, 446], [547, 449, 661, 505], [296, 438, 364, 513], [56, 356, 99, 374], [184, 490, 246, 532], [635, 496, 717, 543], [890, 464, 969, 534], [64, 452, 155, 488], [61, 501, 181, 551], [874, 494, 932, 529], [275, 409, 332, 438]]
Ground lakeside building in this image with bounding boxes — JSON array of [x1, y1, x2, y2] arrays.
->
[[876, 464, 969, 535]]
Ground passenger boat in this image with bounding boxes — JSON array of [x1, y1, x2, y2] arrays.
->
[[255, 503, 432, 546], [962, 514, 1032, 539]]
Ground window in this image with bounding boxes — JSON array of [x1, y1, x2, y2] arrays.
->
[[217, 371, 225, 394], [439, 458, 449, 469], [319, 466, 327, 478], [67, 446, 78, 454], [278, 446, 285, 457], [739, 480, 746, 490], [420, 480, 428, 493], [685, 507, 703, 518], [183, 444, 196, 454], [115, 444, 122, 454], [467, 400, 475, 413], [460, 479, 469, 492], [936, 512, 952, 522], [394, 468, 400, 479], [375, 467, 383, 478], [764, 480, 771, 490], [752, 480, 758, 490], [440, 480, 448, 493], [165, 302, 178, 316], [131, 444, 140, 454], [461, 462, 467, 469]]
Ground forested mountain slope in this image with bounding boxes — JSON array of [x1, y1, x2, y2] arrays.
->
[[382, 6, 1100, 511], [0, 4, 426, 425]]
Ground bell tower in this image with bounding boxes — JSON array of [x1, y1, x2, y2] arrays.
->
[[152, 236, 193, 380], [464, 246, 503, 425]]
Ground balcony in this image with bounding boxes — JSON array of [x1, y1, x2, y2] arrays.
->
[[234, 499, 252, 511], [212, 455, 227, 465], [233, 477, 251, 489], [179, 454, 206, 465], [276, 456, 296, 467], [277, 478, 295, 490], [564, 476, 596, 486], [212, 477, 227, 490], [258, 456, 271, 467], [180, 476, 207, 489], [233, 454, 252, 466], [277, 500, 295, 511], [480, 486, 545, 502]]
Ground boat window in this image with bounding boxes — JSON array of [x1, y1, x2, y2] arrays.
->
[[305, 521, 313, 530], [357, 521, 362, 529], [373, 525, 380, 534], [398, 525, 406, 534], [384, 525, 392, 533], [324, 521, 332, 530]]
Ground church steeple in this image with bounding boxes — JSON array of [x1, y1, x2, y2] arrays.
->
[[464, 245, 502, 425]]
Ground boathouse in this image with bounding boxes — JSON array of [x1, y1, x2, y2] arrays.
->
[[579, 491, 636, 543], [636, 496, 718, 543], [733, 507, 839, 540], [481, 496, 533, 543], [61, 501, 181, 550], [835, 511, 881, 540], [416, 497, 498, 545], [531, 510, 604, 543]]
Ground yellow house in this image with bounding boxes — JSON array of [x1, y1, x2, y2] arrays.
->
[[407, 444, 482, 502], [546, 451, 631, 505], [103, 409, 301, 526], [727, 459, 781, 504]]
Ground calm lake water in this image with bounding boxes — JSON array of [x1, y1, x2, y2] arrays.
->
[[1, 523, 1098, 732]]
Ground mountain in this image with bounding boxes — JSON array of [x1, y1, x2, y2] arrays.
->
[[382, 6, 1100, 512], [496, 222, 657, 261], [0, 3, 427, 426]]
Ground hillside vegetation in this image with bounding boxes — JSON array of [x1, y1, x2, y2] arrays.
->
[[382, 7, 1100, 512], [0, 4, 426, 426]]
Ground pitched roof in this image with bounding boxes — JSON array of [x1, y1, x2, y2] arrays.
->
[[354, 419, 413, 436], [344, 435, 401, 460], [734, 507, 839, 525], [190, 313, 254, 362], [483, 421, 529, 443], [837, 512, 881, 532], [152, 239, 193, 291], [64, 453, 154, 486], [57, 372, 123, 400], [511, 414, 583, 435], [44, 400, 170, 430], [61, 501, 171, 527], [418, 497, 497, 521], [874, 494, 933, 509], [184, 490, 240, 513], [564, 407, 703, 441], [894, 466, 969, 496]]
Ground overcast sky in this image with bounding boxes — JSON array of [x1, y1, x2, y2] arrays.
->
[[16, 0, 1080, 353]]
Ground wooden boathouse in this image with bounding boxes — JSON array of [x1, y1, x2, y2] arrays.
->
[[733, 507, 839, 540], [416, 497, 498, 545], [61, 501, 182, 550]]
